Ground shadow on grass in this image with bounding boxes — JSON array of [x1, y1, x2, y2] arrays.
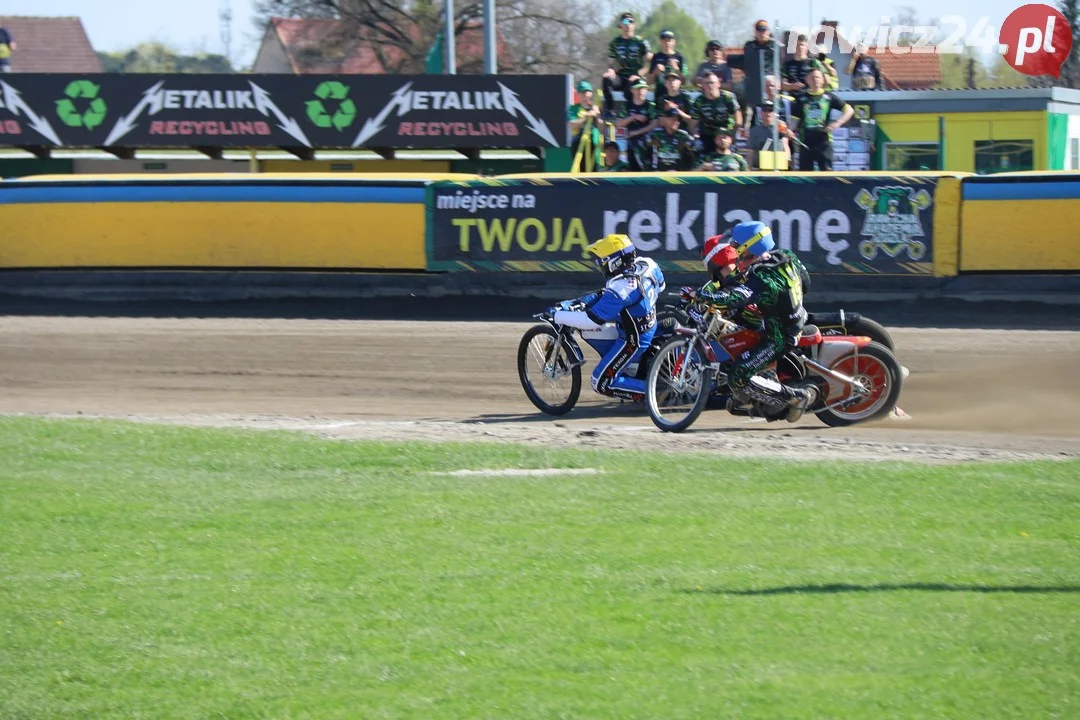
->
[[683, 583, 1080, 596]]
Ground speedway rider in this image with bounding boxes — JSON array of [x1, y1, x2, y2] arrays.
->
[[551, 234, 666, 400], [682, 221, 815, 422]]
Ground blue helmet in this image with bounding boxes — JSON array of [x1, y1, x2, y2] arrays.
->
[[730, 221, 775, 260]]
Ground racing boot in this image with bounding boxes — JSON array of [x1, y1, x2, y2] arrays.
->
[[785, 386, 817, 423]]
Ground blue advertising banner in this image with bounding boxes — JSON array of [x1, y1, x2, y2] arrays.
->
[[426, 174, 941, 275]]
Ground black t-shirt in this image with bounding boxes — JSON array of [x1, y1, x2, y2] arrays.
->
[[655, 90, 693, 117], [851, 56, 881, 89], [694, 61, 732, 87], [622, 99, 656, 138], [650, 51, 687, 87], [782, 57, 814, 87]]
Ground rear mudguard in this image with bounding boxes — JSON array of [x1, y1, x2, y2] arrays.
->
[[807, 336, 874, 403]]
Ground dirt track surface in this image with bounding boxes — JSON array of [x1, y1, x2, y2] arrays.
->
[[2, 316, 1079, 464]]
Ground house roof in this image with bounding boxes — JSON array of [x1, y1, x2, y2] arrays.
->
[[719, 40, 940, 90], [0, 16, 103, 73], [863, 48, 942, 90], [266, 17, 509, 74]]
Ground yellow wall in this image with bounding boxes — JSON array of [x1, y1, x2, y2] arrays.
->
[[962, 198, 1080, 271], [931, 176, 963, 276], [0, 202, 426, 269], [878, 112, 1047, 172]]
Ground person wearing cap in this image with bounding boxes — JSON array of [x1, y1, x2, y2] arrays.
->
[[690, 71, 741, 156], [600, 141, 630, 172], [748, 100, 792, 169], [790, 67, 853, 170], [602, 12, 653, 114], [612, 78, 656, 171], [655, 70, 693, 124], [642, 107, 697, 171], [747, 75, 793, 128], [728, 20, 781, 108], [567, 80, 606, 171], [696, 129, 748, 172], [694, 40, 732, 91], [649, 30, 686, 95]]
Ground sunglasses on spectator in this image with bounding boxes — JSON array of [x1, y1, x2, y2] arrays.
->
[[755, 25, 768, 31]]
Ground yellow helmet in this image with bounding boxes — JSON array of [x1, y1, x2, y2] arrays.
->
[[585, 234, 636, 278]]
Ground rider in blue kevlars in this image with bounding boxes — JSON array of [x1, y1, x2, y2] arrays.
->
[[552, 234, 666, 400]]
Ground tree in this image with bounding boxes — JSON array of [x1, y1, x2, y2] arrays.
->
[[636, 0, 708, 60], [1057, 0, 1080, 87], [98, 43, 234, 73], [253, 0, 591, 74]]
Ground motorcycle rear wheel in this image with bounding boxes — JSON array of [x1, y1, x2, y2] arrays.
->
[[646, 336, 714, 433], [815, 341, 903, 427], [517, 325, 582, 416]]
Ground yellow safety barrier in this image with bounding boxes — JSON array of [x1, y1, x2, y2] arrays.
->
[[1, 173, 478, 270], [960, 173, 1080, 271]]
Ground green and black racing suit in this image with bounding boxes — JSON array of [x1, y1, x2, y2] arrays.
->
[[694, 250, 809, 408]]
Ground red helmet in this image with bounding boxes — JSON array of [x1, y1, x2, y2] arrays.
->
[[701, 233, 738, 273]]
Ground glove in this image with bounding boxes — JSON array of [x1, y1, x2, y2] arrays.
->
[[679, 285, 698, 300]]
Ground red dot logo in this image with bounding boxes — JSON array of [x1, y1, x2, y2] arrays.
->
[[1000, 4, 1073, 77]]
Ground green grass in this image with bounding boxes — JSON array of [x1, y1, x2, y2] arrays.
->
[[1, 417, 1078, 719]]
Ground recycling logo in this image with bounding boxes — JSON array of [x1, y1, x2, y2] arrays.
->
[[55, 80, 108, 131], [306, 81, 357, 131]]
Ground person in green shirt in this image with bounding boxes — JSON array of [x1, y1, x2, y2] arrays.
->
[[690, 71, 741, 154], [789, 68, 853, 170], [567, 80, 606, 171], [602, 12, 652, 115], [696, 129, 749, 171], [601, 141, 630, 171], [641, 107, 696, 171]]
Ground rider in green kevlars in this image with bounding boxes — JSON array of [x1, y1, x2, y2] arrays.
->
[[681, 221, 816, 422]]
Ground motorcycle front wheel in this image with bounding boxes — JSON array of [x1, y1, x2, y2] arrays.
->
[[645, 336, 714, 433], [517, 324, 582, 416]]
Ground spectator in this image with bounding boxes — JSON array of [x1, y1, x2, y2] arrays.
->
[[602, 12, 653, 114], [847, 43, 882, 89], [601, 141, 630, 171], [567, 80, 606, 171], [815, 53, 841, 91], [691, 71, 741, 155], [747, 75, 793, 128], [650, 30, 686, 95], [612, 78, 656, 171], [0, 25, 14, 73], [729, 20, 782, 108], [748, 101, 792, 169], [790, 68, 854, 170], [694, 40, 733, 91], [781, 35, 814, 92], [642, 107, 697, 171], [655, 71, 693, 124], [696, 129, 748, 171]]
